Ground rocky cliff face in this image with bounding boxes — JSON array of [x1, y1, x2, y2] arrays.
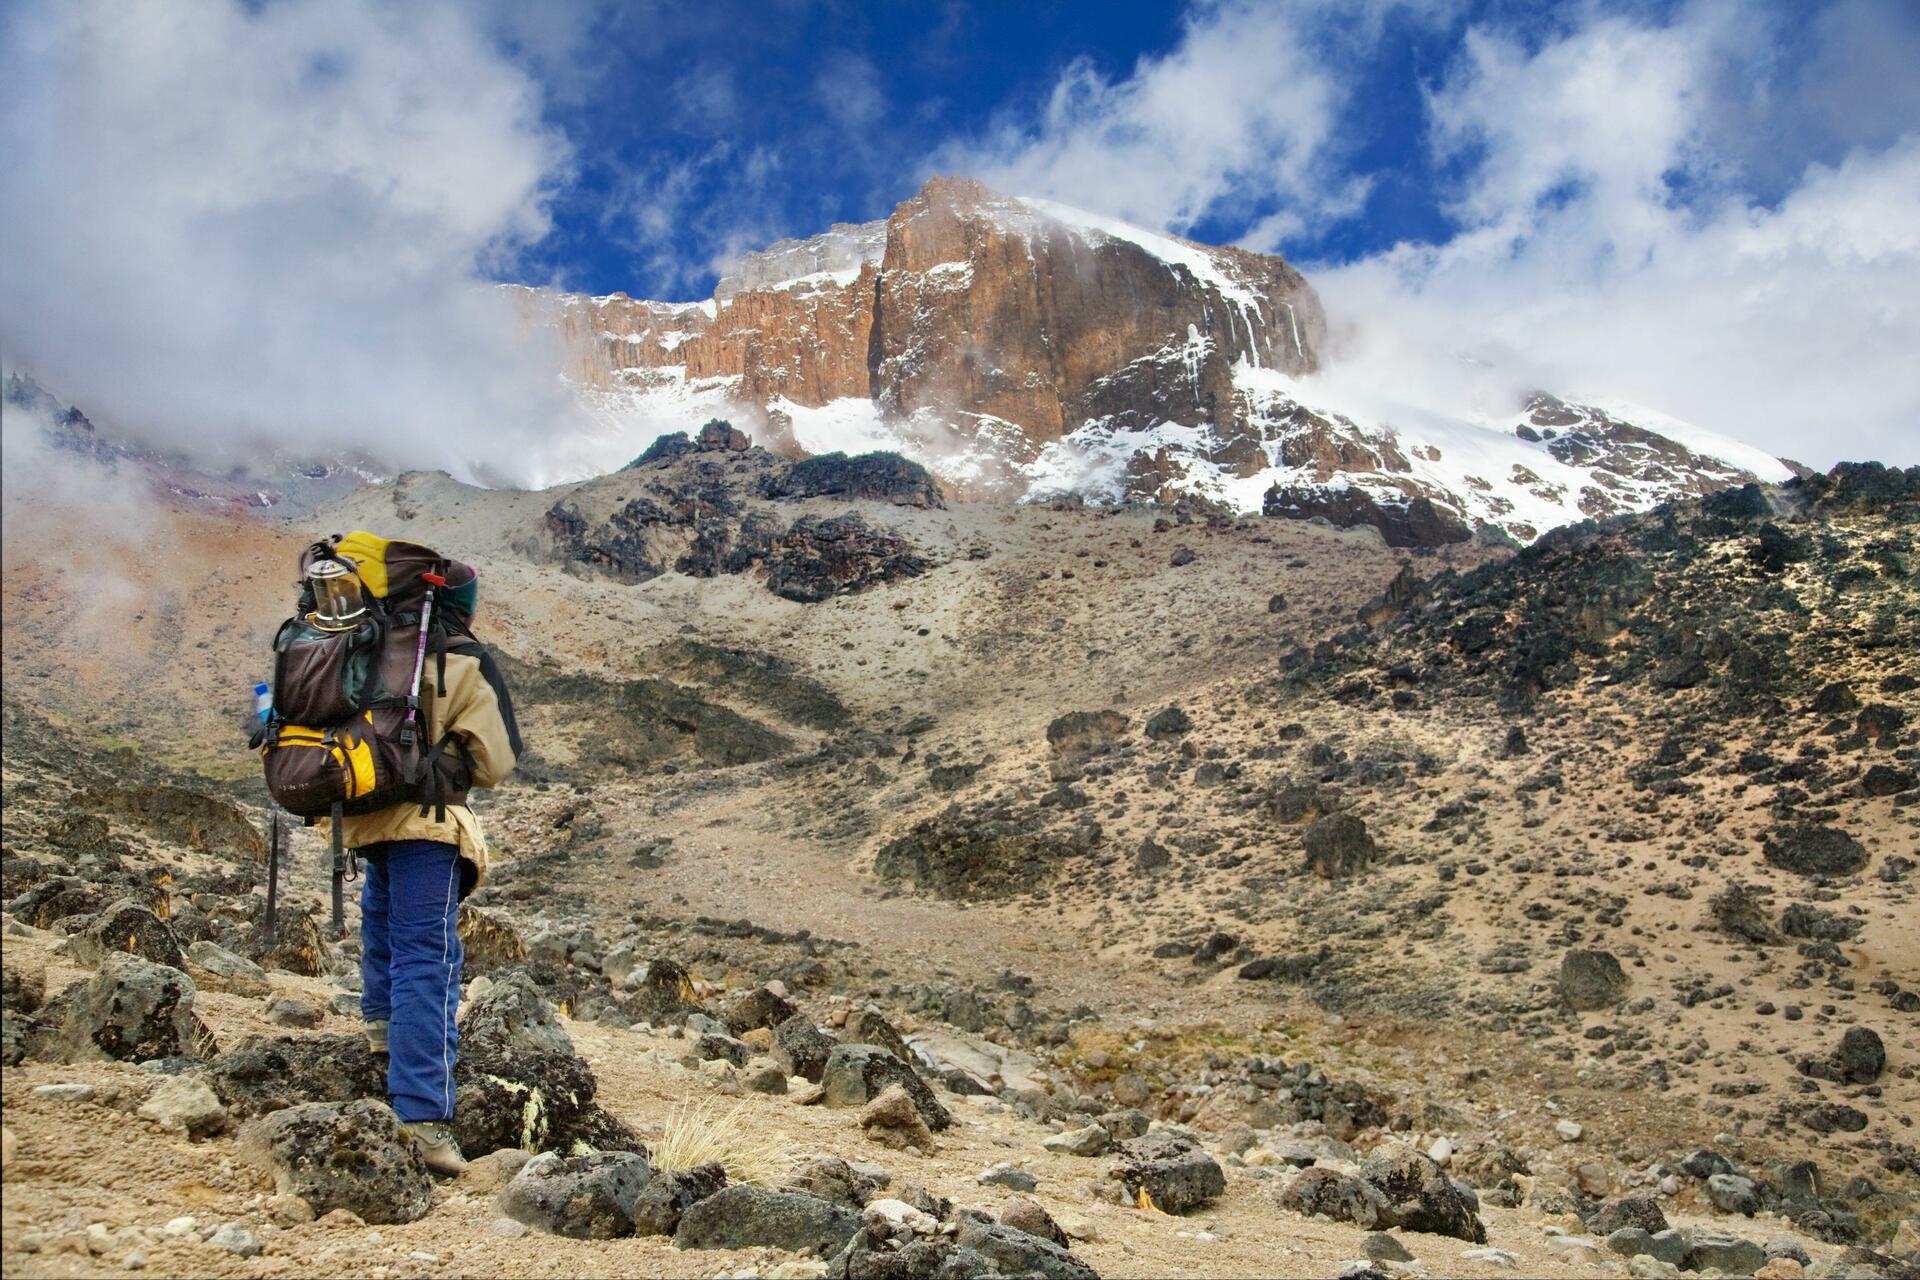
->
[[518, 177, 1789, 545]]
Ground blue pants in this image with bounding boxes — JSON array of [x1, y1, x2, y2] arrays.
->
[[359, 839, 464, 1123]]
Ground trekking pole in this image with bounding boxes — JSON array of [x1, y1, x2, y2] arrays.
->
[[403, 572, 445, 744], [330, 802, 346, 937], [263, 808, 281, 946]]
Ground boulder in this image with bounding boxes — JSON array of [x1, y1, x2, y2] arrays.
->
[[845, 1008, 912, 1063], [456, 905, 529, 976], [1107, 1131, 1225, 1214], [952, 1215, 1100, 1279], [1145, 707, 1193, 741], [1589, 1196, 1670, 1236], [498, 1150, 653, 1239], [1832, 1027, 1885, 1084], [860, 1083, 937, 1153], [828, 1226, 995, 1279], [997, 1196, 1070, 1247], [784, 1156, 882, 1210], [27, 954, 205, 1064], [458, 970, 575, 1058], [264, 997, 323, 1029], [1, 958, 46, 1014], [207, 1034, 386, 1119], [1302, 814, 1375, 878], [1278, 1166, 1387, 1228], [185, 941, 269, 995], [821, 1044, 952, 1130], [1764, 825, 1869, 878], [1708, 1174, 1762, 1216], [239, 1099, 432, 1224], [718, 985, 798, 1037], [65, 900, 186, 970], [1045, 711, 1130, 757], [772, 1013, 838, 1083], [1685, 1229, 1768, 1275], [1043, 1124, 1111, 1157], [139, 1074, 228, 1137], [1558, 949, 1629, 1011], [630, 1161, 727, 1236], [453, 1045, 643, 1158], [673, 1185, 861, 1255], [1358, 1145, 1486, 1242]]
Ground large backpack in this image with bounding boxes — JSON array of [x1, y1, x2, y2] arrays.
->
[[254, 532, 483, 827]]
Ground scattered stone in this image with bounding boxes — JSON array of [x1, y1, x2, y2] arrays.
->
[[1685, 1229, 1768, 1275], [458, 1148, 533, 1196], [743, 1057, 789, 1094], [1708, 1173, 1762, 1216], [1145, 707, 1194, 740], [1043, 1124, 1111, 1157], [771, 1014, 837, 1083], [952, 1214, 1100, 1280], [1046, 711, 1130, 757], [979, 1163, 1037, 1191], [1608, 1227, 1657, 1259], [998, 1196, 1071, 1247], [1302, 813, 1375, 878], [1590, 1196, 1669, 1236], [238, 1099, 433, 1225], [138, 1074, 227, 1137], [673, 1185, 860, 1255], [859, 1083, 937, 1153], [1764, 824, 1869, 877], [264, 997, 323, 1030], [265, 1192, 316, 1228], [1365, 1231, 1414, 1263], [184, 941, 269, 994], [498, 1150, 653, 1239], [631, 1161, 727, 1237], [783, 1156, 879, 1210], [1108, 1130, 1225, 1214], [208, 1225, 261, 1258], [1557, 950, 1629, 1011], [65, 900, 186, 970], [820, 1044, 951, 1130], [718, 985, 798, 1037], [1555, 1119, 1584, 1142], [1832, 1026, 1885, 1084], [1459, 1247, 1517, 1269]]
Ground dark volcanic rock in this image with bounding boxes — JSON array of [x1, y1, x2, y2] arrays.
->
[[65, 899, 186, 970], [765, 514, 928, 603], [951, 1215, 1100, 1279], [239, 1099, 433, 1225], [1108, 1131, 1225, 1214], [1144, 706, 1194, 740], [718, 985, 800, 1036], [1265, 485, 1471, 548], [674, 1185, 861, 1254], [1358, 1145, 1486, 1243], [766, 451, 943, 508], [1046, 710, 1130, 756], [820, 1044, 952, 1130], [1277, 1166, 1387, 1228], [499, 1150, 653, 1239], [1588, 1196, 1670, 1236], [631, 1161, 727, 1236], [460, 971, 575, 1057], [28, 954, 205, 1064], [781, 1155, 880, 1210], [1557, 949, 1629, 1011], [1832, 1027, 1886, 1084], [207, 1034, 386, 1119], [873, 809, 1084, 899], [771, 1013, 838, 1083], [1764, 824, 1869, 877], [1302, 813, 1375, 878]]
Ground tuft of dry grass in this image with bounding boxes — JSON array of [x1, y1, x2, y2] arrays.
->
[[649, 1097, 795, 1186]]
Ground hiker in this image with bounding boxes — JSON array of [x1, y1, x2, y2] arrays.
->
[[256, 532, 520, 1174]]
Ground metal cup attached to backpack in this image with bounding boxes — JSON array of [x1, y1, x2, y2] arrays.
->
[[305, 557, 369, 632]]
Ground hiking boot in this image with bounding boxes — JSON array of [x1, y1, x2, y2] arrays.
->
[[399, 1120, 467, 1176], [366, 1019, 389, 1055]]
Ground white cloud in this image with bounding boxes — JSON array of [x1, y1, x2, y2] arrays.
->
[[0, 0, 597, 487], [1314, 4, 1920, 467], [935, 0, 1398, 239], [935, 0, 1918, 468]]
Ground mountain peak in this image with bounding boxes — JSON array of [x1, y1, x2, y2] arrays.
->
[[516, 179, 1782, 544]]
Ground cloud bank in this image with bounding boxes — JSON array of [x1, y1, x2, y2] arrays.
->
[[0, 0, 595, 487]]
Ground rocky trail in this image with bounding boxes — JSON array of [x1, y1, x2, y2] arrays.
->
[[3, 425, 1917, 1278]]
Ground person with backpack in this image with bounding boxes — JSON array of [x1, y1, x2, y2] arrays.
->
[[256, 532, 521, 1174]]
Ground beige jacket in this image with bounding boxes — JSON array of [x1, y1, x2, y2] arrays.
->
[[328, 643, 520, 895]]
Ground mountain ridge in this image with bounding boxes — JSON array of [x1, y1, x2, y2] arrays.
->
[[516, 175, 1793, 546]]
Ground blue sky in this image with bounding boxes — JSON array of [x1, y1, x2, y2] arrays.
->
[[3, 0, 1917, 472]]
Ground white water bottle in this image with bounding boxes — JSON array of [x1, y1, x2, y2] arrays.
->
[[254, 682, 273, 723]]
